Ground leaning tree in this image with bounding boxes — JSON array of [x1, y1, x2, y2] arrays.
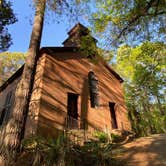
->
[[0, 1, 46, 163], [0, 0, 89, 164]]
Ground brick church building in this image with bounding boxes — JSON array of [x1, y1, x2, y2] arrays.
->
[[0, 23, 131, 138]]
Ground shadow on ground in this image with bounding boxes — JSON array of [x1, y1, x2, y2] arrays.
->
[[113, 133, 166, 166]]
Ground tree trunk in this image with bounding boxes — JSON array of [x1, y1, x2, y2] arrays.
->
[[156, 95, 164, 115], [0, 0, 46, 163]]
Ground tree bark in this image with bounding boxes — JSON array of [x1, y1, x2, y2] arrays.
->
[[156, 95, 164, 115], [0, 0, 46, 163]]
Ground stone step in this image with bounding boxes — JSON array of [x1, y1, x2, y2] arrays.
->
[[66, 129, 98, 144]]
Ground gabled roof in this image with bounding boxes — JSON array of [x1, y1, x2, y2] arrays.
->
[[62, 23, 97, 46], [67, 23, 89, 35]]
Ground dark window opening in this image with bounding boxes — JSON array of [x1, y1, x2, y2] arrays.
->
[[0, 109, 6, 126], [88, 71, 99, 108], [4, 91, 12, 122], [0, 91, 12, 125], [67, 93, 79, 128], [109, 102, 118, 129]]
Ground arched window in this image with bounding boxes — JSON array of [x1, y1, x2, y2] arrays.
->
[[88, 71, 99, 108]]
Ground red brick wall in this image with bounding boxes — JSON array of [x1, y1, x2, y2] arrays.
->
[[24, 54, 46, 137], [0, 51, 131, 138], [36, 51, 131, 137]]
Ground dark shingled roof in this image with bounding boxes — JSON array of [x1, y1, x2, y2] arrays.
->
[[67, 23, 89, 35], [62, 23, 98, 46], [0, 47, 123, 92]]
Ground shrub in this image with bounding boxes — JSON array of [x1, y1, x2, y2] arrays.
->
[[93, 130, 109, 143], [111, 133, 121, 143], [18, 133, 122, 166]]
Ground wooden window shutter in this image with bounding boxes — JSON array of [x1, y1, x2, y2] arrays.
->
[[88, 71, 99, 108]]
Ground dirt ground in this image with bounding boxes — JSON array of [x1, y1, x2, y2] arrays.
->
[[113, 133, 166, 166]]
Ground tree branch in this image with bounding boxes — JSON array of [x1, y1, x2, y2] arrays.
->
[[112, 0, 164, 43]]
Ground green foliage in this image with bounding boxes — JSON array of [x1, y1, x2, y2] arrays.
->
[[0, 0, 17, 51], [20, 134, 121, 166], [22, 134, 67, 166], [129, 109, 166, 136], [79, 33, 114, 64], [41, 0, 92, 26], [80, 34, 98, 57], [93, 130, 109, 143], [78, 141, 117, 166], [89, 0, 166, 46], [93, 131, 121, 143], [110, 133, 121, 143], [115, 41, 166, 136], [0, 52, 25, 86]]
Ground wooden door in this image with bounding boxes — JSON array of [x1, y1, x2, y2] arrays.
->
[[109, 102, 118, 129]]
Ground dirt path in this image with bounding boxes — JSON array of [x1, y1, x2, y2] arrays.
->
[[113, 134, 166, 166]]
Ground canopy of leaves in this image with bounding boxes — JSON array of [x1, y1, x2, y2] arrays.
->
[[32, 0, 91, 26], [0, 0, 17, 52], [90, 0, 166, 47], [0, 52, 25, 86], [115, 42, 166, 136]]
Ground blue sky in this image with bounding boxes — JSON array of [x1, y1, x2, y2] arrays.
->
[[8, 0, 79, 52]]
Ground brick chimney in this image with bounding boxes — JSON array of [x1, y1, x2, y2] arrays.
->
[[62, 23, 97, 47]]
